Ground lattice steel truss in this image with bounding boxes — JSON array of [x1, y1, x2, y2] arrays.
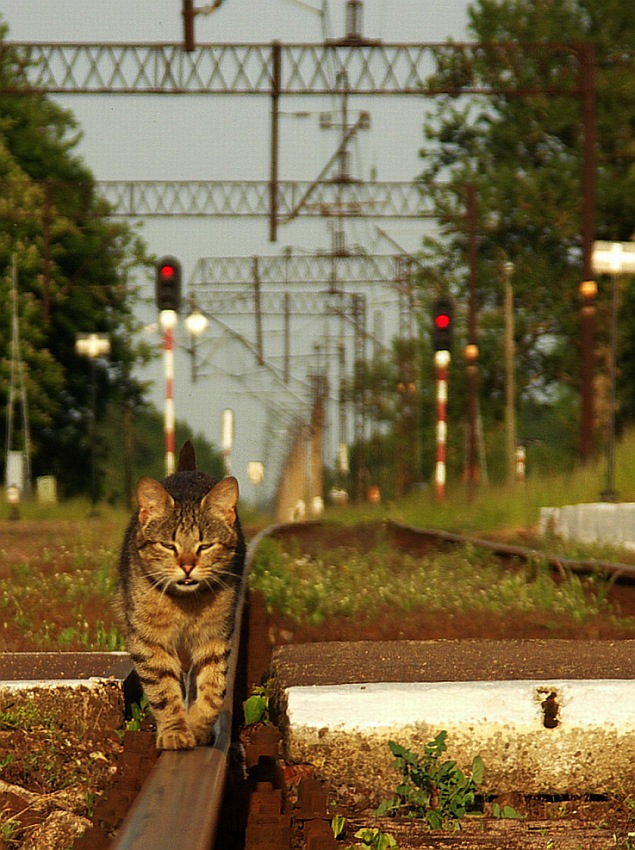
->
[[2, 41, 586, 96], [96, 179, 429, 219], [190, 252, 406, 287]]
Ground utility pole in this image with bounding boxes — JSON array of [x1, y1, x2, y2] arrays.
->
[[503, 261, 516, 483]]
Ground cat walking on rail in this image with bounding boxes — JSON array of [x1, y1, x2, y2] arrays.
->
[[117, 441, 245, 750]]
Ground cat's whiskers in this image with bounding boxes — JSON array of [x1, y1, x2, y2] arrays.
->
[[200, 566, 236, 593]]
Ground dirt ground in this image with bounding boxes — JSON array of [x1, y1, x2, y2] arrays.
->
[[3, 519, 635, 848]]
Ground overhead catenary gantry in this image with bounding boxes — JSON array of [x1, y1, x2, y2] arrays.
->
[[3, 39, 588, 96], [95, 179, 432, 220], [2, 34, 598, 460]]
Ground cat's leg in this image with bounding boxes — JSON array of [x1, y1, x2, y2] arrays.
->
[[186, 640, 230, 745], [129, 638, 196, 750]]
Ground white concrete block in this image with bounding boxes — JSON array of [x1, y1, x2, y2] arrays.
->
[[281, 679, 635, 795]]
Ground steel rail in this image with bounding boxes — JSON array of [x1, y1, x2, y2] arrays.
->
[[385, 520, 635, 583], [109, 524, 280, 850], [266, 518, 635, 585]]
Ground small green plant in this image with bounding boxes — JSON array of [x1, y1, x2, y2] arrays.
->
[[331, 815, 347, 839], [243, 685, 270, 726], [119, 695, 150, 736], [84, 791, 96, 818], [87, 621, 126, 651], [0, 816, 19, 847], [492, 802, 523, 819], [349, 827, 399, 850], [375, 733, 484, 830], [0, 702, 54, 732]]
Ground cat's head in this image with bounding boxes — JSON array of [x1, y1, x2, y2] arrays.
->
[[134, 475, 240, 596]]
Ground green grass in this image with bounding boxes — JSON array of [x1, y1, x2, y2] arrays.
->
[[0, 516, 127, 651], [249, 535, 631, 629], [326, 427, 635, 542], [4, 431, 635, 648], [0, 492, 131, 523], [249, 432, 635, 628]]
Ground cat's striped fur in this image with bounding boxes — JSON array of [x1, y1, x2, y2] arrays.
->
[[118, 442, 245, 750]]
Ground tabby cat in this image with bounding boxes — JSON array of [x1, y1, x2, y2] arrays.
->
[[118, 441, 245, 750]]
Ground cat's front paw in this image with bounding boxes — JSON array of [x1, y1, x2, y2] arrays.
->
[[192, 725, 215, 746], [156, 726, 196, 750], [188, 704, 218, 746]]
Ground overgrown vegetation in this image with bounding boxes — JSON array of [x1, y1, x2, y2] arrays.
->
[[324, 428, 635, 548], [249, 535, 631, 630], [4, 428, 635, 653]]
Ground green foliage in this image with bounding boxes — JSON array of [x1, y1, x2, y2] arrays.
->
[[0, 817, 19, 847], [417, 0, 635, 445], [0, 519, 127, 651], [249, 534, 630, 630], [492, 802, 523, 820], [375, 735, 484, 830], [0, 21, 151, 496], [349, 828, 399, 850], [122, 696, 150, 734], [331, 815, 347, 839], [243, 686, 270, 726], [0, 702, 54, 732]]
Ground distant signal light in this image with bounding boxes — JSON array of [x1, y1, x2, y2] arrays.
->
[[155, 255, 182, 313], [432, 297, 454, 352]]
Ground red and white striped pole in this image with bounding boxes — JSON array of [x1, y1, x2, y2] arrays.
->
[[434, 349, 451, 502], [160, 309, 178, 476]]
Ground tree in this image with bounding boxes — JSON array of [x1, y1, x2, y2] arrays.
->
[[417, 0, 635, 458], [101, 403, 225, 507], [0, 21, 151, 494]]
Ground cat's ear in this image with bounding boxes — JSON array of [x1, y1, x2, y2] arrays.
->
[[177, 441, 196, 471], [201, 477, 239, 525], [137, 477, 174, 526]]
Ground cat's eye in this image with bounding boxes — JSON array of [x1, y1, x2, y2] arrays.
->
[[159, 542, 178, 553], [197, 543, 214, 553]]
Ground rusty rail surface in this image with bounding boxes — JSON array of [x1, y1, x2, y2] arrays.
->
[[109, 524, 281, 850], [385, 520, 635, 583]]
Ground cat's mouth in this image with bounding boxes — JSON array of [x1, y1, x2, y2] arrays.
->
[[177, 578, 198, 587]]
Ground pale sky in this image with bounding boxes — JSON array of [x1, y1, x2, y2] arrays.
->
[[1, 0, 473, 501]]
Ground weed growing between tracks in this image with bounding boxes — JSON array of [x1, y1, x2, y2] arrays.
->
[[250, 536, 635, 633]]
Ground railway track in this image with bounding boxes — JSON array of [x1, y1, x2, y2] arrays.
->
[[91, 519, 635, 850]]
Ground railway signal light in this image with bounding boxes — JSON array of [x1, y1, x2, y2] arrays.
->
[[432, 297, 454, 352], [156, 257, 182, 313]]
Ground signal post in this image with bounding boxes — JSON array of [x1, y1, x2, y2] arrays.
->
[[156, 257, 182, 475], [432, 298, 454, 502]]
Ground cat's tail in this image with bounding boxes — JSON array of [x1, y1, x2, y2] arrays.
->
[[177, 440, 197, 471]]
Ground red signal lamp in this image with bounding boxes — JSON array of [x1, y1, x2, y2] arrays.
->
[[160, 263, 177, 280], [155, 256, 182, 313], [432, 297, 454, 352]]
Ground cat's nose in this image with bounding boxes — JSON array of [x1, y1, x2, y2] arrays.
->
[[179, 555, 197, 576]]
